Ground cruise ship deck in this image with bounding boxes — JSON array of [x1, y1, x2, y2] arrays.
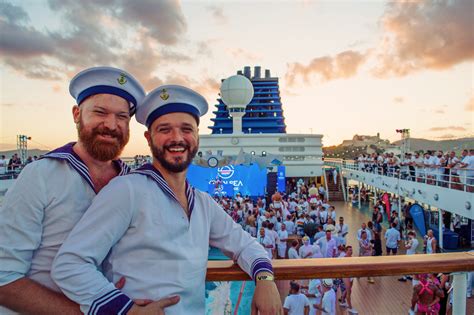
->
[[273, 200, 474, 314]]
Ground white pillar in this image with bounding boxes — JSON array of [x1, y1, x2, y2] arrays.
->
[[232, 113, 244, 135], [438, 209, 444, 250], [358, 181, 361, 208], [452, 272, 467, 315]]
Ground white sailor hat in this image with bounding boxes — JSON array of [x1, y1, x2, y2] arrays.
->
[[322, 279, 333, 288], [136, 85, 208, 128], [69, 66, 146, 115]]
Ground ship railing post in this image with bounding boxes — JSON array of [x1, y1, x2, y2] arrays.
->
[[452, 272, 467, 315]]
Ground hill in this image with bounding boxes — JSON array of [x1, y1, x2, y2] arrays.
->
[[392, 137, 474, 152], [0, 149, 50, 158]]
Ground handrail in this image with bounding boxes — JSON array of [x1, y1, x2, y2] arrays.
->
[[206, 252, 474, 281]]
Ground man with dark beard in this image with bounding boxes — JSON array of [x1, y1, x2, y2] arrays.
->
[[53, 85, 283, 315], [0, 66, 145, 314]]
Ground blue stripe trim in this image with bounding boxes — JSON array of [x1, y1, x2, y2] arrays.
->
[[41, 142, 130, 193], [251, 259, 274, 280], [146, 103, 200, 127], [77, 85, 137, 114], [132, 163, 195, 215], [88, 289, 132, 315], [87, 290, 120, 314]]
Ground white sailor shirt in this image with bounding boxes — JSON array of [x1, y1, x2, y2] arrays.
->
[[0, 143, 129, 313], [52, 163, 273, 315]]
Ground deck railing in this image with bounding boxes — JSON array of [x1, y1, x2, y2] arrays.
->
[[324, 158, 474, 192], [206, 252, 474, 314]]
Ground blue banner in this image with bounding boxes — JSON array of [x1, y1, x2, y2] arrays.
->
[[410, 204, 427, 237], [277, 166, 286, 193], [187, 164, 267, 197]]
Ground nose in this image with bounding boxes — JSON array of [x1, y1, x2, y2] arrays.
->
[[103, 114, 118, 130], [169, 128, 184, 142]]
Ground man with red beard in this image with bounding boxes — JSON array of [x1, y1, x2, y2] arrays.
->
[[53, 85, 283, 315], [0, 66, 145, 314]]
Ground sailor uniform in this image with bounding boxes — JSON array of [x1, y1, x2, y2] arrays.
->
[[52, 164, 273, 315], [0, 143, 129, 314]]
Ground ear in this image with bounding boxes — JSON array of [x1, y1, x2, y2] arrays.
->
[[72, 105, 80, 124], [144, 130, 152, 147]]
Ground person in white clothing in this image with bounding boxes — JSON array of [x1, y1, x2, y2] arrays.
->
[[302, 279, 322, 315], [283, 282, 310, 315], [52, 85, 282, 315], [336, 217, 349, 245], [288, 240, 300, 259], [0, 66, 145, 315], [399, 231, 419, 281], [299, 236, 314, 259], [357, 222, 372, 241], [258, 228, 274, 260], [277, 224, 289, 258], [314, 279, 336, 315]]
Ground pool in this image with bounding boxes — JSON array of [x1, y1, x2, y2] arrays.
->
[[206, 247, 254, 315]]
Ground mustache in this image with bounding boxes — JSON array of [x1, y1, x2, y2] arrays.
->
[[93, 126, 123, 139], [164, 142, 190, 150]]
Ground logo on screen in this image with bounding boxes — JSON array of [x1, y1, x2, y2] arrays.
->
[[218, 165, 235, 179]]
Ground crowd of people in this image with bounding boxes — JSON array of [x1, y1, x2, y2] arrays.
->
[[0, 153, 39, 175], [211, 185, 472, 314], [353, 150, 474, 188]]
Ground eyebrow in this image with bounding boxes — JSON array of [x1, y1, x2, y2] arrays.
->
[[93, 105, 129, 115]]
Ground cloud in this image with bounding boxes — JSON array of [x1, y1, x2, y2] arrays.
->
[[208, 6, 226, 24], [429, 126, 466, 132], [372, 0, 474, 77], [285, 50, 366, 86], [0, 1, 188, 83], [228, 48, 262, 61], [394, 97, 404, 103], [1, 103, 15, 107], [465, 96, 474, 112], [434, 109, 445, 114]]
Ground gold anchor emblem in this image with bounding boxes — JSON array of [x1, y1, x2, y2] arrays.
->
[[117, 73, 127, 85], [160, 89, 169, 100]]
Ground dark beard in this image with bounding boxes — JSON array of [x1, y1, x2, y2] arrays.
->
[[77, 116, 129, 162], [151, 139, 197, 173]]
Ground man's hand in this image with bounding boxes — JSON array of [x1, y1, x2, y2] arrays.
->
[[251, 278, 282, 315], [127, 296, 180, 315]]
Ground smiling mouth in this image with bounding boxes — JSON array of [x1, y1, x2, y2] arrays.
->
[[167, 147, 186, 153]]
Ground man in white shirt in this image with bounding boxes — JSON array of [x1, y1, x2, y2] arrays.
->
[[316, 230, 337, 258], [277, 224, 289, 258], [288, 240, 300, 259], [314, 279, 336, 315], [357, 222, 372, 241], [336, 217, 349, 245], [399, 231, 419, 281], [284, 215, 295, 235], [0, 66, 145, 314], [385, 222, 401, 255], [283, 282, 310, 315], [52, 85, 282, 314]]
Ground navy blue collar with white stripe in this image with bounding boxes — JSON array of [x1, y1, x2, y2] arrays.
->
[[132, 163, 195, 215], [41, 142, 130, 193]]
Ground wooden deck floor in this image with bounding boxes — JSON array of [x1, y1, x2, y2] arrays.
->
[[275, 201, 474, 315]]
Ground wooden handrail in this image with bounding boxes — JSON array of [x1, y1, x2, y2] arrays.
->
[[206, 252, 474, 281]]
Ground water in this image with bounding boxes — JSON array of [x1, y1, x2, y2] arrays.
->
[[206, 247, 254, 315]]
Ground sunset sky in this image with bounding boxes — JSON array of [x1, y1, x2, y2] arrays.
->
[[1, 0, 473, 156]]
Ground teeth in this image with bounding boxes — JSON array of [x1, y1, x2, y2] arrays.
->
[[169, 147, 185, 152]]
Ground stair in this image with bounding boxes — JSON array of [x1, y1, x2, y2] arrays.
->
[[326, 170, 345, 201]]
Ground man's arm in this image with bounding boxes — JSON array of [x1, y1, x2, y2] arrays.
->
[[0, 278, 80, 315], [207, 197, 282, 314], [0, 164, 75, 314], [52, 177, 136, 315]]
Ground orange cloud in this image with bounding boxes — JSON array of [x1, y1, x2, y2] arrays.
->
[[429, 126, 466, 132], [372, 0, 474, 77], [285, 50, 366, 86], [465, 96, 474, 112], [394, 97, 404, 103]]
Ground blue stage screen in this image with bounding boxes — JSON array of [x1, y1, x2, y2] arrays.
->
[[187, 164, 267, 197]]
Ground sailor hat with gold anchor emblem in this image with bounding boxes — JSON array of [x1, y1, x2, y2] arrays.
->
[[69, 66, 146, 115], [136, 85, 209, 127]]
